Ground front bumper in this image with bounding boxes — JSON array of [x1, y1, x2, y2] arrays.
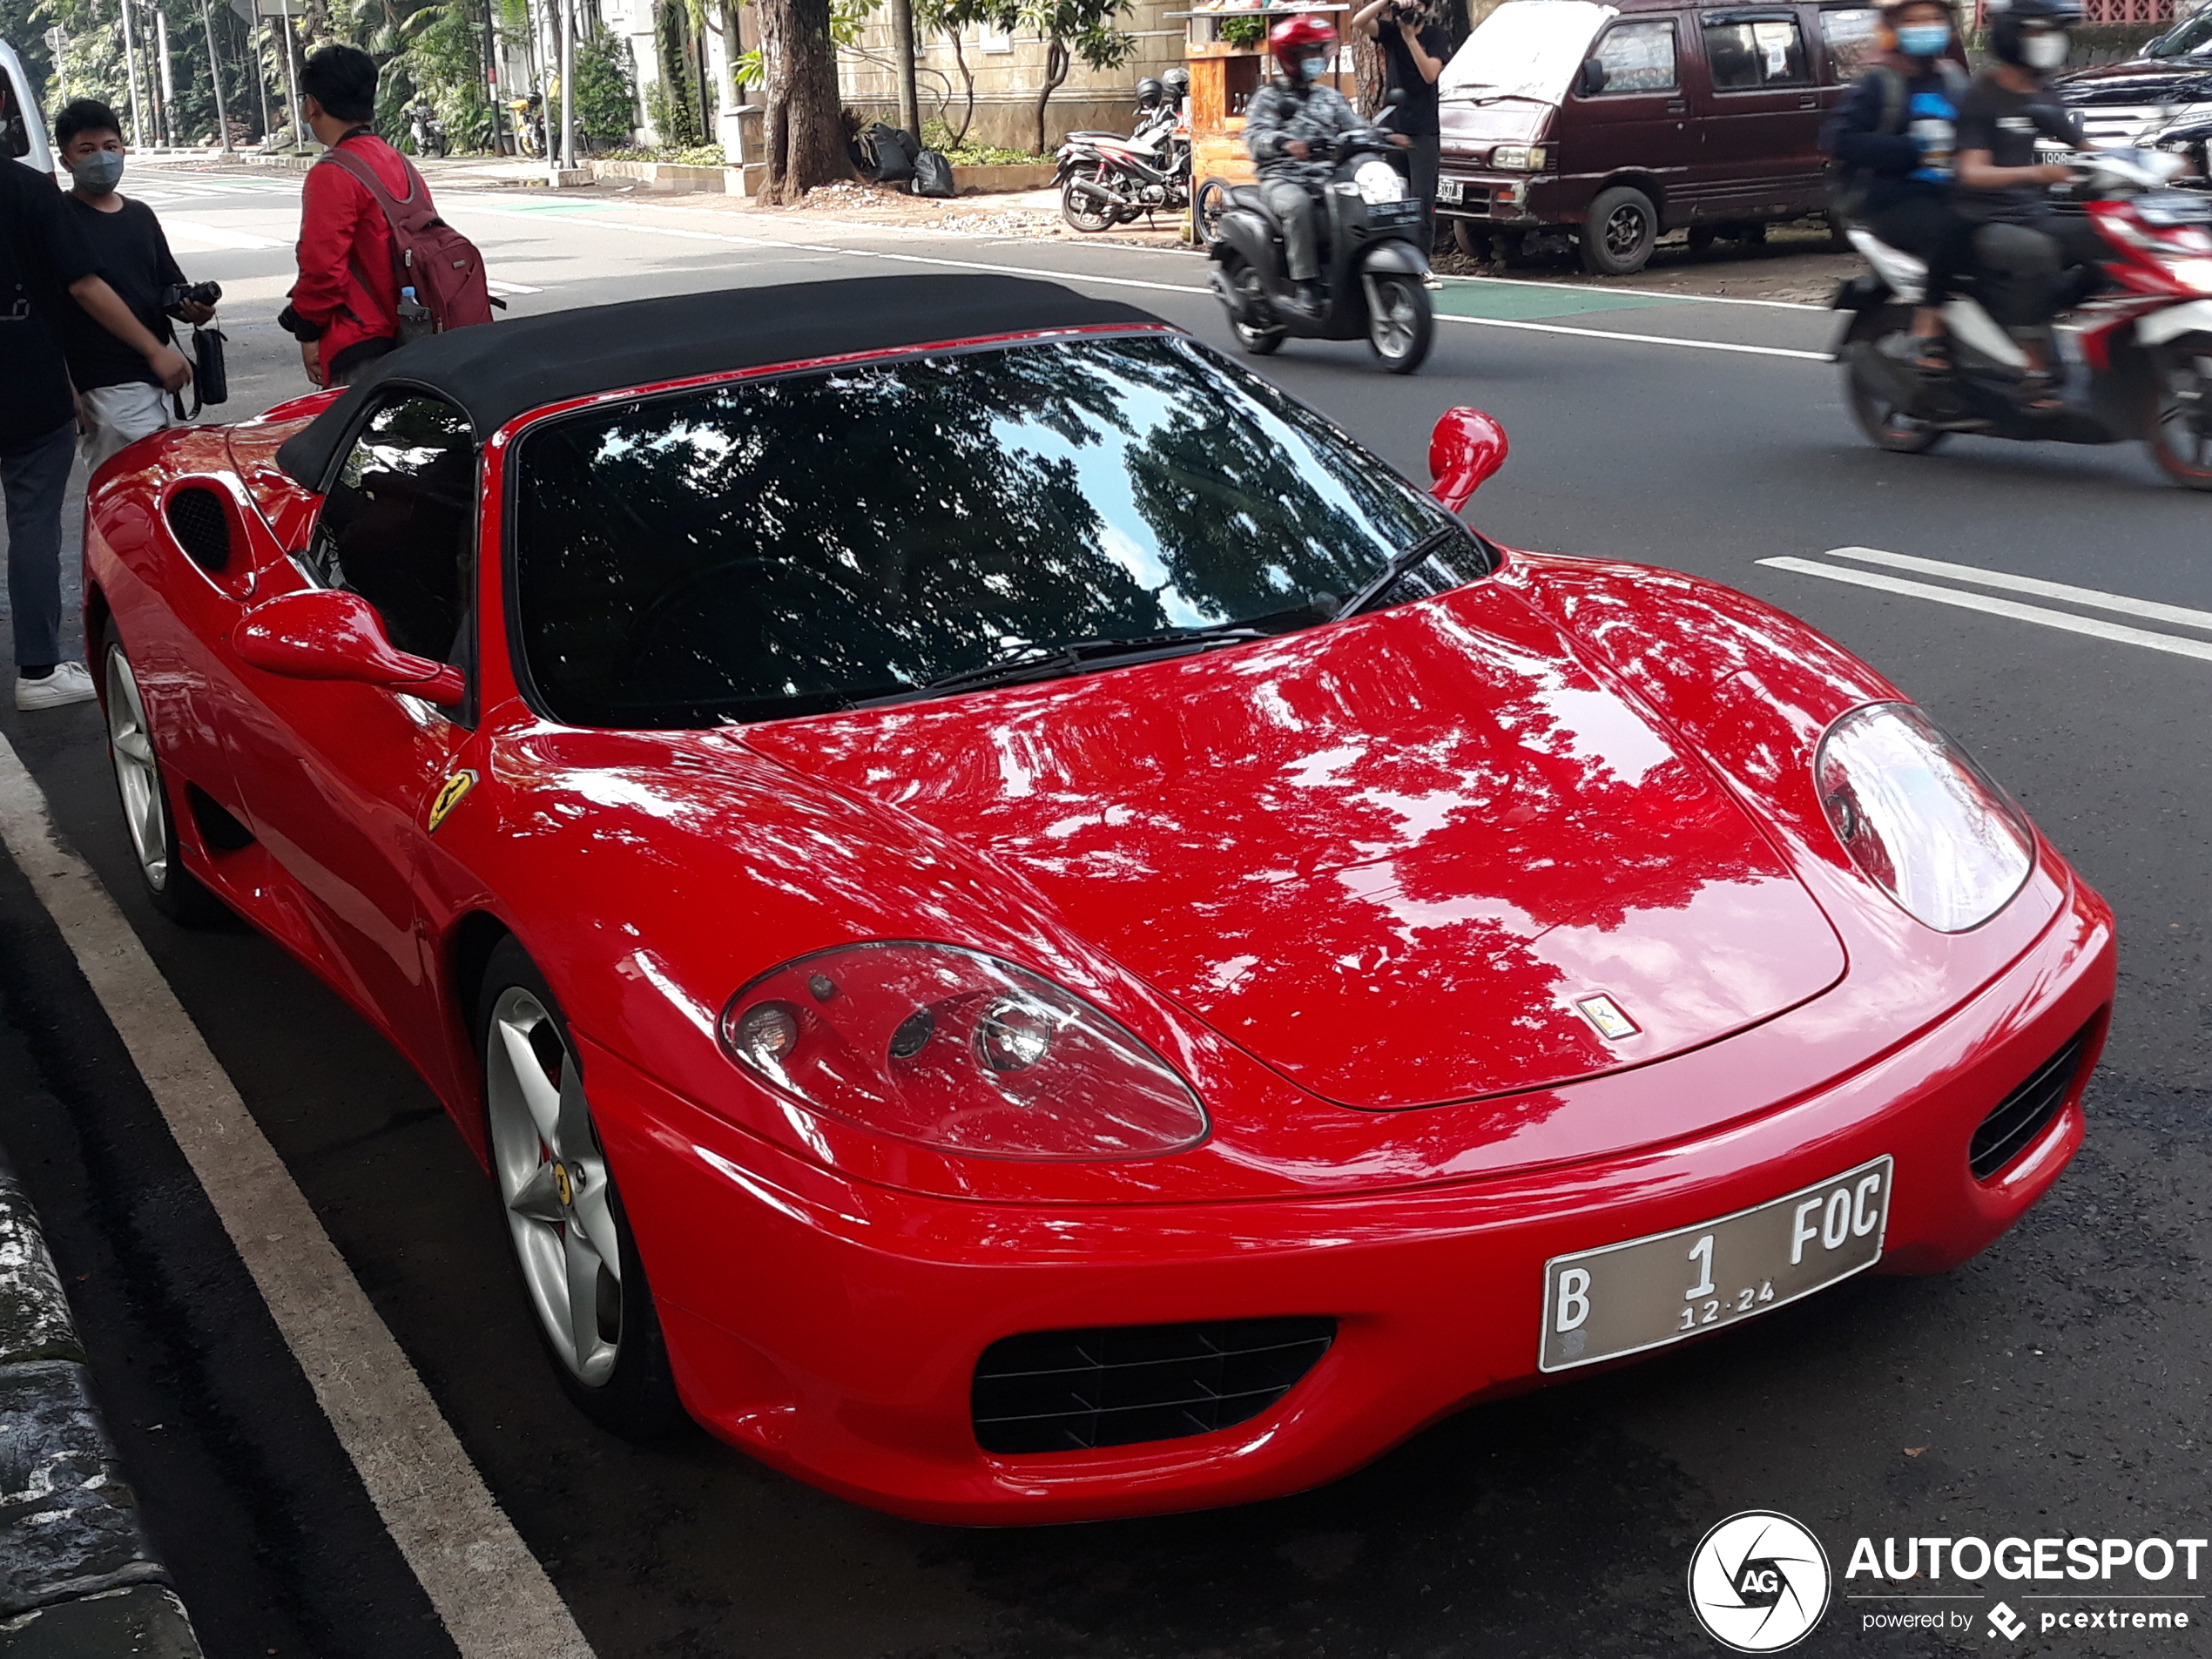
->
[[591, 876, 2112, 1525], [1437, 171, 1549, 225]]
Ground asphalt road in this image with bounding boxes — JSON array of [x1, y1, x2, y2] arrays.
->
[[0, 163, 2205, 1659]]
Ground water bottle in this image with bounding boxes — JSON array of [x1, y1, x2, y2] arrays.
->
[[396, 281, 434, 344]]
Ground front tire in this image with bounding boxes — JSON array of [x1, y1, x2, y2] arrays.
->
[[1580, 185, 1658, 275], [1366, 272, 1433, 374], [1224, 256, 1285, 355], [2145, 339, 2212, 489], [101, 623, 226, 927], [479, 938, 686, 1440], [1844, 358, 1946, 455]]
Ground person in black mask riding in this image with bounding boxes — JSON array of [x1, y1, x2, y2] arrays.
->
[[1820, 0, 1973, 370], [1956, 0, 2095, 405]]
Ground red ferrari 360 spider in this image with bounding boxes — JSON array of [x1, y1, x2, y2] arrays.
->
[[84, 275, 2113, 1523]]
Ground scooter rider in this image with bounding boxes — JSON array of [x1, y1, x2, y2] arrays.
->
[[1955, 0, 2094, 402], [1244, 16, 1369, 314]]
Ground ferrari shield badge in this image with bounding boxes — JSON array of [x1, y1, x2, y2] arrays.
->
[[428, 769, 477, 833], [1574, 995, 1639, 1042]]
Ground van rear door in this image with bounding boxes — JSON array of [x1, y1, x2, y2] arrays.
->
[[1689, 6, 1830, 219]]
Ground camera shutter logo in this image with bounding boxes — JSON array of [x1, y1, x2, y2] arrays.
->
[[1687, 1511, 1831, 1652]]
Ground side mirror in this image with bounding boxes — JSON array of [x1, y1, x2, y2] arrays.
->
[[236, 588, 466, 705], [1577, 57, 1608, 97], [1385, 86, 1406, 107], [1429, 407, 1508, 514]]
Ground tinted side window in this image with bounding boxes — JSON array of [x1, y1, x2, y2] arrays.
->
[[307, 395, 475, 664], [1704, 17, 1811, 89], [1591, 21, 1679, 93], [1818, 8, 1882, 79]]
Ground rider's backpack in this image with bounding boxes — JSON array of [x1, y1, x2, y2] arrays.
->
[[1830, 60, 1970, 221], [911, 149, 956, 199], [320, 140, 496, 339]]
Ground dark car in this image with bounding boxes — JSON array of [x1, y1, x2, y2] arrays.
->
[[2053, 7, 2212, 163], [1436, 0, 1881, 273]]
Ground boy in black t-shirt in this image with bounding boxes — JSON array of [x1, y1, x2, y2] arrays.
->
[[1354, 0, 1449, 236], [52, 99, 216, 469]]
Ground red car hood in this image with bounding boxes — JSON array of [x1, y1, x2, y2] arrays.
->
[[742, 583, 1845, 1109]]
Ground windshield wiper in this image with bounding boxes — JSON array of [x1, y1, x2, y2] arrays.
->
[[855, 625, 1271, 706], [1338, 524, 1468, 618]]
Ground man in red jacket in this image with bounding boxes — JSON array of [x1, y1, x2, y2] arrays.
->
[[278, 45, 419, 388]]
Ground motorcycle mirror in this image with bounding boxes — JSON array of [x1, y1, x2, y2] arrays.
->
[[1385, 87, 1406, 106], [1577, 57, 1608, 97], [1429, 408, 1508, 514]]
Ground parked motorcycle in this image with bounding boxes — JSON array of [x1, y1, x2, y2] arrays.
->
[[1834, 147, 2212, 488], [408, 101, 448, 159], [1206, 125, 1435, 374], [509, 93, 546, 158], [1056, 90, 1190, 233]]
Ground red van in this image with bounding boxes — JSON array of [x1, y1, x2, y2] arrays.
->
[[1436, 0, 1880, 273]]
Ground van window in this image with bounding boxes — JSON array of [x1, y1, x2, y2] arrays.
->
[[1590, 20, 1679, 93], [1704, 17, 1811, 88], [1818, 7, 1882, 78]]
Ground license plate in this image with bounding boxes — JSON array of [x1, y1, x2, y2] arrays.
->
[[1538, 1157, 1892, 1372], [1369, 199, 1420, 225], [1437, 179, 1464, 204]]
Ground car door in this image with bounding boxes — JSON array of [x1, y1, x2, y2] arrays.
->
[[1693, 7, 1829, 218], [1564, 15, 1702, 223], [221, 391, 478, 1053]]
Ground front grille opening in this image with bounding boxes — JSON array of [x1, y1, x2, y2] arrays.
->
[[1970, 1027, 2094, 1182], [186, 783, 254, 853], [973, 1316, 1335, 1456], [165, 486, 233, 573]]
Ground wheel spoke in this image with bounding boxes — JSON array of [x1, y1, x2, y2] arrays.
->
[[508, 1158, 565, 1224], [496, 1017, 564, 1144], [568, 1168, 622, 1280], [113, 729, 155, 765], [563, 1223, 613, 1366]]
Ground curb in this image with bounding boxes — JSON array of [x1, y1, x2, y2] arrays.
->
[[0, 1153, 200, 1656]]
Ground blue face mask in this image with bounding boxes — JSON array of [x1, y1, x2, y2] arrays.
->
[[1299, 54, 1329, 78], [1895, 22, 1950, 56], [70, 150, 125, 195]]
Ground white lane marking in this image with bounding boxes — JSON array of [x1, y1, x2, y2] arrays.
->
[[1441, 273, 1829, 313], [460, 205, 1838, 358], [1758, 556, 2212, 663], [0, 738, 595, 1659], [486, 278, 543, 294], [155, 218, 290, 250], [1821, 544, 2212, 634]]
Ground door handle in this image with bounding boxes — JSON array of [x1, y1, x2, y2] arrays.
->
[[1666, 99, 1688, 113], [1797, 95, 1817, 108]]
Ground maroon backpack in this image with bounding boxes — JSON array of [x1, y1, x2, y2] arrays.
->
[[320, 141, 496, 341]]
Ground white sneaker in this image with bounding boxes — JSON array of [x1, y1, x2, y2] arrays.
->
[[14, 662, 98, 711]]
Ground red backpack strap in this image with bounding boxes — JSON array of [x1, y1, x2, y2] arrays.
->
[[320, 141, 422, 222]]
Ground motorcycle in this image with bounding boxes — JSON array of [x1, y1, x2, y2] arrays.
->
[[1206, 125, 1435, 374], [408, 102, 448, 159], [1056, 98, 1190, 233], [1834, 147, 2212, 489], [509, 93, 547, 158]]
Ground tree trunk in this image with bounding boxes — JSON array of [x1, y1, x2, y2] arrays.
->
[[1031, 38, 1069, 156], [946, 29, 974, 145], [759, 0, 850, 200]]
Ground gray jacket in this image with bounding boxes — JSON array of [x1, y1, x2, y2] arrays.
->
[[1244, 79, 1362, 185]]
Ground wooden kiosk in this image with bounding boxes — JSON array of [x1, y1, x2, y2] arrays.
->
[[1177, 3, 1354, 239]]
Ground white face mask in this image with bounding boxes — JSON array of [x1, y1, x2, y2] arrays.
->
[[2023, 30, 2068, 69], [1299, 54, 1330, 78]]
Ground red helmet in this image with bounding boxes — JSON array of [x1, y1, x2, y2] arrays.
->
[[1269, 12, 1338, 63]]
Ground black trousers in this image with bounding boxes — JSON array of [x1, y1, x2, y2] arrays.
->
[[1972, 215, 2109, 338], [1404, 134, 1440, 241], [1866, 194, 1976, 308]]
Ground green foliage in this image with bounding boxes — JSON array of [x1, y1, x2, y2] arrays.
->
[[37, 0, 266, 145], [385, 0, 495, 148], [926, 0, 1135, 148], [651, 0, 704, 145], [1217, 13, 1264, 48], [735, 0, 873, 91], [918, 121, 1041, 165], [562, 24, 637, 150]]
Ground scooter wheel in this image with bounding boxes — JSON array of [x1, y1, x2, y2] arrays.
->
[[1225, 258, 1285, 356], [1061, 171, 1117, 233], [1366, 273, 1433, 374], [1844, 361, 1946, 455], [2145, 338, 2212, 490]]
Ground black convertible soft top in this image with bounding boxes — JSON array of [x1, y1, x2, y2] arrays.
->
[[273, 273, 1163, 489]]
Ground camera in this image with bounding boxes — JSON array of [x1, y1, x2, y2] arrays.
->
[[161, 280, 222, 316], [1386, 1, 1426, 22]]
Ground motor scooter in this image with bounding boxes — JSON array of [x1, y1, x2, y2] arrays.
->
[[1834, 147, 2212, 488], [408, 101, 448, 159], [1206, 124, 1435, 374], [1057, 97, 1190, 232]]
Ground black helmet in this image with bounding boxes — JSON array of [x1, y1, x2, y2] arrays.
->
[[1136, 77, 1166, 107], [1986, 0, 2081, 69], [1163, 66, 1190, 98]]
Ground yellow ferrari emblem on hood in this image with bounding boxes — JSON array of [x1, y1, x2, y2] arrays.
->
[[428, 770, 477, 833]]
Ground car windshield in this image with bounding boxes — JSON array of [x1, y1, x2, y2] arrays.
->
[[510, 333, 1466, 728], [1440, 0, 1613, 103], [2148, 9, 2212, 56]]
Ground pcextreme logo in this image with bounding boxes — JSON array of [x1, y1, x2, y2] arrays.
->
[[1689, 1512, 1833, 1653]]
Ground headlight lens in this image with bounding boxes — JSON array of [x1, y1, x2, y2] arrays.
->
[[1352, 159, 1406, 203], [718, 942, 1208, 1159], [1490, 144, 1549, 171], [1815, 703, 2034, 933], [2164, 254, 2212, 293]]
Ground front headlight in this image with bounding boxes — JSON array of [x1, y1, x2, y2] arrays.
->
[[2164, 254, 2212, 294], [1352, 159, 1406, 203], [1490, 144, 1549, 171], [1816, 703, 2034, 933], [718, 941, 1209, 1159]]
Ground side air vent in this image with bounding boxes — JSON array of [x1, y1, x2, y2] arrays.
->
[[1969, 1027, 2093, 1182], [972, 1316, 1336, 1455], [166, 486, 233, 573]]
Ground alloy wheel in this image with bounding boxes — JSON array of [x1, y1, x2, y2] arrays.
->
[[1231, 261, 1285, 355], [1602, 204, 1646, 262], [487, 988, 625, 1386], [104, 645, 169, 892], [1366, 274, 1433, 374], [2148, 347, 2212, 489]]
